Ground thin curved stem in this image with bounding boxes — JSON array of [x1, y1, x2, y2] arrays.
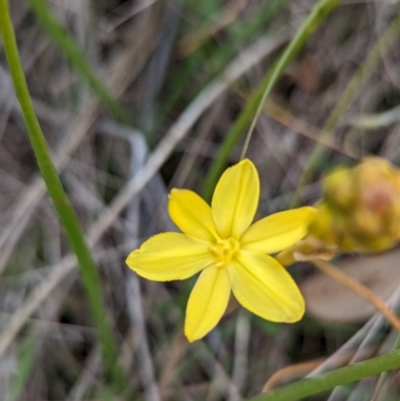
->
[[311, 258, 400, 332], [0, 0, 127, 393], [203, 0, 341, 201], [240, 0, 341, 160]]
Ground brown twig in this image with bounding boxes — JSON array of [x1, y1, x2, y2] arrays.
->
[[262, 351, 359, 392], [262, 359, 324, 392], [311, 258, 400, 332]]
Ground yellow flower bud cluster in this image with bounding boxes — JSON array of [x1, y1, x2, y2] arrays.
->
[[308, 157, 400, 253]]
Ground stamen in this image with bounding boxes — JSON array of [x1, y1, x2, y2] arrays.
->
[[209, 238, 239, 268]]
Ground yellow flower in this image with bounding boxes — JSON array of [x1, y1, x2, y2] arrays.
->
[[126, 159, 315, 342]]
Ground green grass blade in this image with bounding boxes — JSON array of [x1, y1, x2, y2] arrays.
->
[[202, 0, 341, 201], [6, 334, 37, 401], [0, 0, 127, 393], [246, 348, 400, 401], [25, 0, 132, 124]]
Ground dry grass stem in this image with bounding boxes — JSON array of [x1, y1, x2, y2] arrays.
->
[[311, 259, 400, 332], [262, 359, 325, 392]]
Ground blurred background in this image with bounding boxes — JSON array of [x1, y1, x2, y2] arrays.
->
[[1, 0, 400, 400]]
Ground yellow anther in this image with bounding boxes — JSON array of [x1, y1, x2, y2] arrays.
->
[[209, 238, 240, 268]]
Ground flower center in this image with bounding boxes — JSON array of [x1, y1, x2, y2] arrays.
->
[[209, 238, 240, 268]]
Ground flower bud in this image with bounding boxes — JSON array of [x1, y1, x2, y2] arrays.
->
[[323, 167, 355, 210], [309, 157, 400, 253]]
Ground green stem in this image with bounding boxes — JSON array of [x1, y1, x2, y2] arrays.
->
[[0, 0, 127, 393], [202, 0, 341, 201], [25, 0, 132, 124], [246, 348, 400, 401], [369, 334, 400, 401]]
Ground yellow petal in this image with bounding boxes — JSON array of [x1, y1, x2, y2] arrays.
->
[[126, 233, 213, 281], [168, 189, 219, 242], [229, 249, 304, 322], [241, 207, 316, 254], [212, 159, 259, 239], [184, 266, 231, 342]]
